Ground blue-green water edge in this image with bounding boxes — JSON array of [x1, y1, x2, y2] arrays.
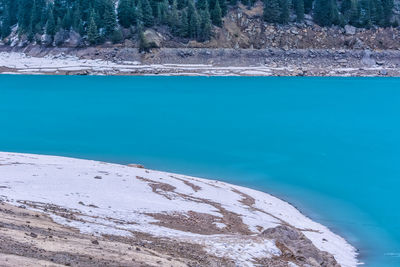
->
[[0, 75, 399, 266]]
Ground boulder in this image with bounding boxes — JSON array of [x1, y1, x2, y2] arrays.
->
[[54, 30, 69, 46], [344, 25, 356, 35], [361, 50, 376, 67], [64, 30, 83, 48], [261, 225, 340, 267], [143, 29, 164, 48], [41, 34, 53, 47]]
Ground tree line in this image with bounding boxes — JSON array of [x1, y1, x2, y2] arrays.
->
[[0, 0, 396, 45]]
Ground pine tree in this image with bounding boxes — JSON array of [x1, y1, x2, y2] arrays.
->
[[341, 0, 352, 22], [1, 7, 11, 38], [295, 0, 305, 21], [304, 0, 313, 13], [359, 0, 372, 27], [199, 1, 212, 41], [219, 0, 227, 16], [211, 0, 222, 26], [118, 0, 133, 28], [45, 9, 56, 36], [136, 0, 144, 27], [179, 9, 189, 37], [279, 0, 289, 24], [87, 11, 99, 44], [62, 9, 73, 30], [263, 0, 281, 23], [313, 0, 334, 26], [188, 0, 199, 38], [104, 0, 117, 36], [197, 0, 208, 10], [177, 0, 187, 9], [159, 0, 169, 24], [382, 0, 393, 26], [141, 0, 154, 27], [349, 0, 360, 26], [17, 0, 33, 32], [168, 0, 180, 34], [370, 0, 384, 25]]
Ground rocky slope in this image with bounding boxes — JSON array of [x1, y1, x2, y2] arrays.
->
[[0, 152, 358, 267]]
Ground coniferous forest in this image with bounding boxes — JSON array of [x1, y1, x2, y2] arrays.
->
[[0, 0, 396, 46]]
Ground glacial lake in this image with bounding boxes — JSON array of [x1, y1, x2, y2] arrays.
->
[[0, 75, 399, 266]]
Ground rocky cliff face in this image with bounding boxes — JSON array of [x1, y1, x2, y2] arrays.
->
[[205, 2, 400, 50]]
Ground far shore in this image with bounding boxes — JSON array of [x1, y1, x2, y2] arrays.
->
[[0, 46, 399, 76]]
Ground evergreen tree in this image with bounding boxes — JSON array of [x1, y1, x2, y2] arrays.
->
[[188, 0, 199, 38], [349, 0, 360, 26], [279, 0, 289, 24], [168, 0, 180, 34], [104, 0, 117, 36], [199, 1, 212, 41], [313, 0, 334, 26], [370, 0, 384, 25], [211, 0, 222, 26], [359, 0, 372, 27], [263, 0, 281, 23], [45, 9, 56, 36], [219, 0, 227, 16], [136, 0, 144, 26], [1, 7, 11, 38], [197, 0, 208, 10], [62, 9, 73, 30], [141, 0, 154, 27], [295, 0, 305, 21], [382, 0, 393, 26], [118, 0, 133, 28], [87, 11, 99, 44], [304, 0, 314, 13], [159, 0, 169, 24], [341, 0, 352, 22], [17, 0, 33, 32], [179, 9, 189, 37]]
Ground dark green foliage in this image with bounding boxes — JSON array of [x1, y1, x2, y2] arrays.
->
[[263, 0, 281, 23], [304, 0, 313, 13], [382, 0, 393, 26], [0, 0, 395, 47], [1, 13, 11, 38], [45, 9, 56, 36], [313, 0, 339, 26], [359, 0, 372, 27], [87, 11, 99, 44], [104, 0, 117, 35], [188, 0, 200, 38], [295, 0, 305, 21], [141, 0, 154, 27], [199, 1, 212, 41], [211, 0, 222, 26], [279, 0, 289, 23], [179, 9, 189, 37], [118, 0, 134, 28]]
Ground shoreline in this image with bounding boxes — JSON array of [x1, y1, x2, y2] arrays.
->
[[0, 151, 359, 266], [0, 47, 399, 76]]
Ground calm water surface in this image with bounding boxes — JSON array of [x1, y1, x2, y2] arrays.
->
[[0, 75, 399, 266]]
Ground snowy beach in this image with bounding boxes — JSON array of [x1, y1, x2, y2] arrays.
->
[[0, 152, 359, 266]]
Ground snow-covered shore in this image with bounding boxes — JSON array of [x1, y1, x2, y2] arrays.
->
[[0, 152, 359, 266], [0, 50, 395, 76]]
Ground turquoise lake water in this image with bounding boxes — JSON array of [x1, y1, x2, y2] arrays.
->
[[0, 75, 399, 266]]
